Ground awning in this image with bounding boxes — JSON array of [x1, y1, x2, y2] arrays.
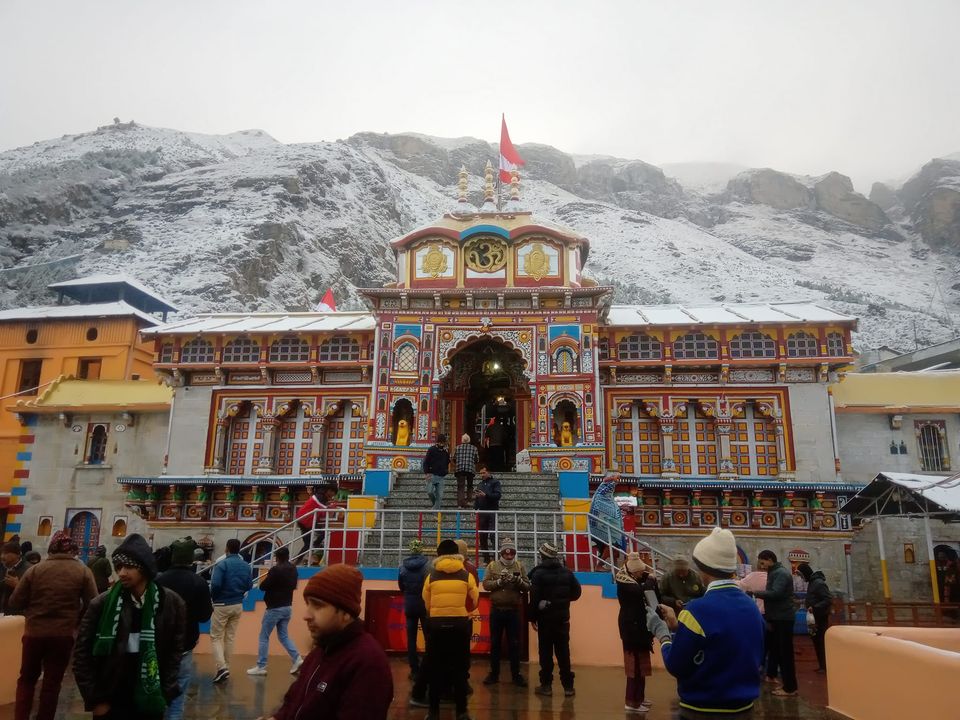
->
[[840, 471, 960, 521]]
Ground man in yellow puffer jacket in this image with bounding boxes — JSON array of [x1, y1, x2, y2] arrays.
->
[[421, 539, 479, 720]]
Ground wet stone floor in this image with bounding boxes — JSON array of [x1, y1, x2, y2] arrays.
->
[[4, 648, 843, 719]]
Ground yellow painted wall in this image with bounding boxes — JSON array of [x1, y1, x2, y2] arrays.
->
[[0, 316, 155, 493]]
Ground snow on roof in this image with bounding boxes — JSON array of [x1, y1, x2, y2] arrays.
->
[[841, 472, 960, 519], [141, 311, 376, 336], [606, 302, 856, 327], [0, 301, 161, 326], [48, 274, 177, 312]]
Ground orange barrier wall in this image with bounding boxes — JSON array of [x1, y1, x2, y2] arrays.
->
[[827, 626, 960, 719], [0, 616, 24, 705]]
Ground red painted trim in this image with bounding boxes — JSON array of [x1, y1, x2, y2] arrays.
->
[[18, 435, 35, 444], [7, 505, 23, 515], [390, 227, 460, 247], [13, 470, 29, 479]]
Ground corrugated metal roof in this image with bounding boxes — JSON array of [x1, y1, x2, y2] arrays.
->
[[0, 301, 161, 326], [48, 274, 178, 312], [841, 472, 960, 518], [141, 311, 376, 336], [606, 302, 856, 327]]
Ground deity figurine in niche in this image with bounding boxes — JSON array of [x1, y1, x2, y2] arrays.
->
[[560, 421, 574, 447], [396, 419, 411, 446], [552, 401, 580, 447], [392, 398, 414, 446]]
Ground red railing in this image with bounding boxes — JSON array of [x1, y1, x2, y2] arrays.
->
[[842, 601, 960, 627]]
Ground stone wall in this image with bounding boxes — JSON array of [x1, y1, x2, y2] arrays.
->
[[166, 385, 214, 474], [788, 383, 839, 482]]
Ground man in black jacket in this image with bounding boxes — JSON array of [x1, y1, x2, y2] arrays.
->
[[422, 434, 450, 510], [248, 546, 302, 676], [474, 465, 502, 564], [753, 549, 798, 697], [529, 542, 582, 697], [156, 537, 213, 720], [797, 562, 832, 672], [73, 534, 186, 720]]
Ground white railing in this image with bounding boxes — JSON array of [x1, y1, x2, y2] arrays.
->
[[198, 506, 673, 581]]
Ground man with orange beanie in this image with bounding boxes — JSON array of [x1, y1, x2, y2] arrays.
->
[[257, 564, 393, 720]]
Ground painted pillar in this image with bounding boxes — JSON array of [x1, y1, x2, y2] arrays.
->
[[209, 418, 228, 473], [876, 518, 891, 601], [715, 421, 736, 480], [254, 415, 279, 475], [305, 417, 328, 474], [658, 417, 679, 479], [925, 514, 941, 604]]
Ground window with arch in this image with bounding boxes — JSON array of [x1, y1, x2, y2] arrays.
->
[[826, 332, 846, 357], [226, 403, 265, 475], [158, 343, 174, 363], [180, 337, 214, 364], [598, 338, 609, 360], [222, 337, 261, 363], [917, 420, 949, 472], [673, 333, 718, 360], [319, 336, 360, 362], [618, 334, 663, 360], [270, 336, 309, 363], [393, 343, 418, 372], [729, 331, 776, 359], [786, 332, 818, 358], [86, 423, 109, 464], [553, 347, 577, 374]]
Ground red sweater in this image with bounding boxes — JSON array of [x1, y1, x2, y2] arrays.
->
[[273, 621, 393, 720], [295, 495, 326, 524]]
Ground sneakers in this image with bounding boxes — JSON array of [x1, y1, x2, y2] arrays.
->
[[563, 686, 575, 697], [624, 706, 645, 715], [534, 684, 552, 696], [640, 700, 653, 709], [212, 668, 230, 684], [483, 673, 499, 685], [246, 666, 267, 676], [512, 675, 528, 687], [409, 695, 429, 708], [291, 655, 304, 674], [772, 688, 799, 697]]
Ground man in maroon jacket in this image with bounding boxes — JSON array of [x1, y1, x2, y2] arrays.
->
[[257, 563, 393, 720]]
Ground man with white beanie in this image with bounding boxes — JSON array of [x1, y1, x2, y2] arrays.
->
[[647, 527, 765, 719]]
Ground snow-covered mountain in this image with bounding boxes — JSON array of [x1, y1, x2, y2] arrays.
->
[[1, 120, 958, 352]]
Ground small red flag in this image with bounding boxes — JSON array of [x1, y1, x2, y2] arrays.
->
[[316, 289, 337, 312], [499, 114, 525, 183]]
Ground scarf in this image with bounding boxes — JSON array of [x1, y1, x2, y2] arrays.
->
[[615, 565, 639, 585], [92, 582, 166, 714]]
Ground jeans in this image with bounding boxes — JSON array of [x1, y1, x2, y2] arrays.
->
[[477, 512, 496, 563], [15, 635, 74, 720], [489, 607, 521, 679], [455, 472, 474, 507], [165, 650, 193, 720], [210, 603, 244, 671], [427, 475, 445, 509], [768, 619, 797, 692], [427, 617, 471, 714], [810, 613, 829, 670], [537, 617, 574, 689], [405, 611, 426, 673], [257, 606, 301, 667]]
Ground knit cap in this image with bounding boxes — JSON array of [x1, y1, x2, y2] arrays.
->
[[170, 537, 197, 567], [692, 527, 739, 575], [303, 564, 362, 617], [625, 552, 647, 575], [408, 538, 424, 555], [112, 533, 159, 579], [538, 542, 559, 559], [437, 539, 459, 556], [48, 530, 78, 555], [499, 537, 517, 554], [1, 541, 21, 555]]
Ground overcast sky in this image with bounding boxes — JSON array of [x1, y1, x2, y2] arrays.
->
[[2, 0, 958, 191]]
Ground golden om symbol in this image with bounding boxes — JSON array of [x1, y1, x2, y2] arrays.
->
[[421, 245, 448, 278], [463, 237, 507, 272]]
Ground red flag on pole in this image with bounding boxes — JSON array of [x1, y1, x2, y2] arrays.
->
[[316, 289, 337, 312], [499, 114, 525, 183]]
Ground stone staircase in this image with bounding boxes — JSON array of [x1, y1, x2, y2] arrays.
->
[[359, 472, 562, 567]]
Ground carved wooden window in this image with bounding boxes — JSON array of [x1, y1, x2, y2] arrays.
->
[[324, 402, 365, 474], [786, 332, 818, 358], [614, 404, 661, 475], [394, 343, 418, 373], [674, 406, 717, 475], [222, 338, 261, 363], [17, 359, 43, 395], [553, 347, 577, 374], [227, 405, 263, 475], [618, 334, 663, 360], [826, 332, 846, 357], [319, 336, 360, 362], [598, 338, 609, 360], [158, 344, 174, 363], [269, 336, 309, 363], [673, 333, 718, 360], [917, 420, 949, 472], [85, 423, 109, 465], [276, 405, 311, 475], [180, 338, 214, 364], [730, 404, 779, 477], [729, 331, 776, 359]]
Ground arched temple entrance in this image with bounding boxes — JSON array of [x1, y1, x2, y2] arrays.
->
[[441, 338, 531, 471]]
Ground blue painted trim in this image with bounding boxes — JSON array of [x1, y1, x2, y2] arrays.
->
[[363, 469, 393, 497], [460, 224, 510, 240], [590, 475, 866, 492], [5, 523, 21, 533], [15, 451, 31, 462], [360, 567, 400, 581], [11, 487, 26, 497], [24, 416, 37, 428], [117, 474, 364, 486], [558, 471, 589, 499]]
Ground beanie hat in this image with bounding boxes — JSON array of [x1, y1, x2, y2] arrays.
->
[[112, 533, 159, 579], [437, 539, 459, 556], [692, 527, 739, 575], [538, 542, 559, 559], [303, 564, 362, 617], [455, 539, 469, 557], [2, 541, 21, 555], [170, 537, 197, 567], [625, 552, 647, 576], [48, 530, 78, 555], [499, 537, 517, 554], [408, 538, 424, 555]]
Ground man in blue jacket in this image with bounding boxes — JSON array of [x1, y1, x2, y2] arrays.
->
[[397, 539, 429, 680], [210, 538, 252, 683], [649, 527, 764, 718]]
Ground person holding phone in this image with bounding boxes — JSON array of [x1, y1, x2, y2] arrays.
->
[[616, 552, 658, 714]]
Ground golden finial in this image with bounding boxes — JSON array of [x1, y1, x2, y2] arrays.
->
[[457, 165, 469, 205], [482, 160, 496, 208], [510, 169, 520, 203]]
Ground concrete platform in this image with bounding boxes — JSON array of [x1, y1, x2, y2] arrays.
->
[[2, 651, 842, 719]]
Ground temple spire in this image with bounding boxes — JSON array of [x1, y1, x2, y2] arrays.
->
[[481, 160, 496, 210], [451, 164, 474, 214]]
